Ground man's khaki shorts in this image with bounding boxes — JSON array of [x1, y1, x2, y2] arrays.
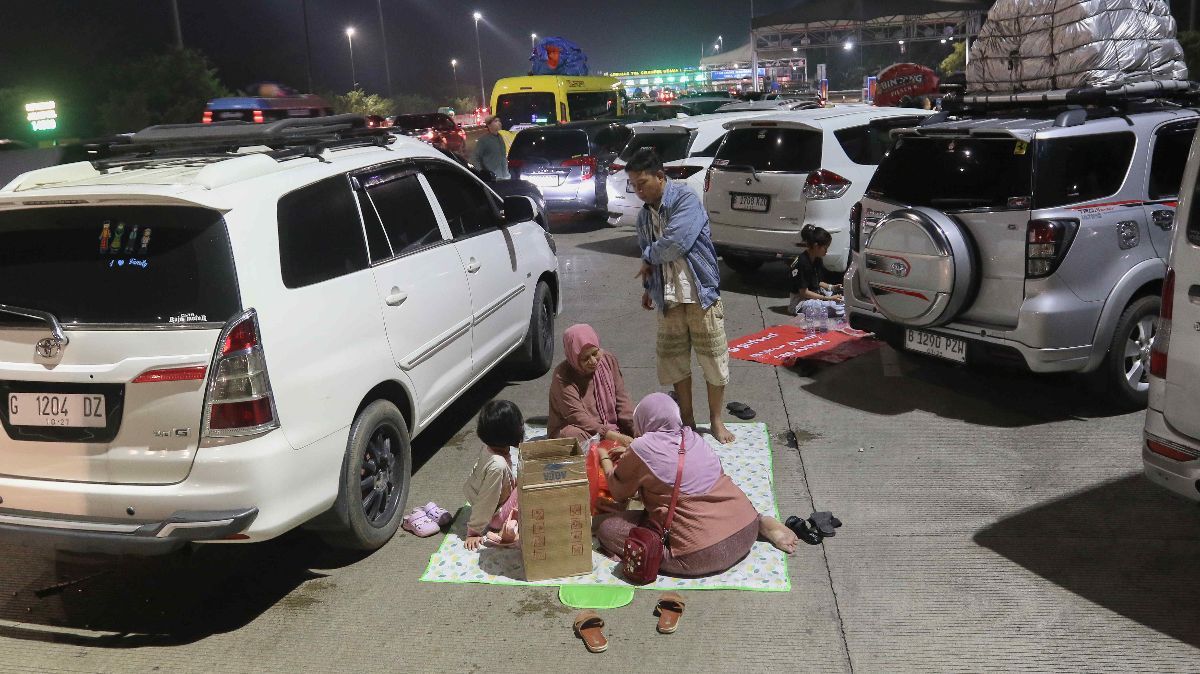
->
[[656, 300, 731, 387]]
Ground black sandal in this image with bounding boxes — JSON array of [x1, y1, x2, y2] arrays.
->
[[784, 516, 822, 546]]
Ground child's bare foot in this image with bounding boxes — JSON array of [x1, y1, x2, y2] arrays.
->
[[760, 516, 798, 554], [710, 419, 736, 444]]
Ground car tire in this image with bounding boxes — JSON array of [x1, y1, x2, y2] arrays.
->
[[1095, 294, 1160, 410], [320, 400, 411, 551], [507, 280, 555, 379], [723, 254, 763, 275]]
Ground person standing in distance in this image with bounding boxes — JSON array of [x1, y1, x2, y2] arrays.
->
[[471, 115, 510, 180], [627, 147, 736, 444]]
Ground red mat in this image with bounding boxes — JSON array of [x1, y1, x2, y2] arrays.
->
[[728, 324, 880, 367]]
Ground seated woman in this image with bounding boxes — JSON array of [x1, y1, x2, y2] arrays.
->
[[548, 324, 637, 446], [788, 224, 844, 316], [594, 392, 798, 578]]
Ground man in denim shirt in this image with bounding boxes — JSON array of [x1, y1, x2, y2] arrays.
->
[[627, 148, 735, 444]]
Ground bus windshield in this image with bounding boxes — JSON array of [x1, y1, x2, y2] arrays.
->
[[497, 93, 558, 130]]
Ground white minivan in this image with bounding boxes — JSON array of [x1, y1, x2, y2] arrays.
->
[[0, 116, 560, 553]]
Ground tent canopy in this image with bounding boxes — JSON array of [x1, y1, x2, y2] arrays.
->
[[753, 0, 993, 28]]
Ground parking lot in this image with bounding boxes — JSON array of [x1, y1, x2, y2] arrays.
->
[[0, 219, 1196, 672]]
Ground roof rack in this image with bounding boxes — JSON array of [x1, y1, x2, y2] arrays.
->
[[82, 114, 395, 169], [948, 80, 1200, 112]]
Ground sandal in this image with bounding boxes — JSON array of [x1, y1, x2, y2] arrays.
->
[[732, 406, 757, 420], [784, 515, 822, 546], [573, 610, 608, 653], [422, 502, 454, 528], [654, 592, 686, 634], [726, 401, 749, 414], [401, 508, 440, 538]]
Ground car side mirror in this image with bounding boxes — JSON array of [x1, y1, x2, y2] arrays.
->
[[503, 195, 537, 225]]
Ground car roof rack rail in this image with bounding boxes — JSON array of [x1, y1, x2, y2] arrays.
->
[[947, 79, 1200, 113]]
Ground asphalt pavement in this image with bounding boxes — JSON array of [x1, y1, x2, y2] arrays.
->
[[0, 218, 1197, 673]]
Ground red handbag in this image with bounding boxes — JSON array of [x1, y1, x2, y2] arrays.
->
[[621, 433, 686, 585]]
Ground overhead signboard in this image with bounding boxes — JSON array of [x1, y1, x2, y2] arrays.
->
[[25, 100, 57, 132]]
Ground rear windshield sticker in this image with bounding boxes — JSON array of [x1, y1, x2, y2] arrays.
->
[[139, 228, 151, 254], [99, 221, 112, 253], [110, 223, 125, 254], [1014, 141, 1028, 155], [124, 225, 140, 254], [169, 312, 208, 324]]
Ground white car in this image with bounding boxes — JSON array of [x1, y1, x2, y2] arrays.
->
[[605, 111, 781, 227], [704, 106, 932, 274], [1145, 118, 1200, 501], [0, 115, 559, 553]]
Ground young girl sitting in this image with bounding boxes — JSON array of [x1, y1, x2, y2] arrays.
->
[[788, 224, 845, 316], [463, 400, 525, 551]]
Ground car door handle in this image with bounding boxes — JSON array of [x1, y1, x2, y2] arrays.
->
[[466, 259, 481, 274], [385, 288, 408, 307], [1152, 209, 1175, 230]]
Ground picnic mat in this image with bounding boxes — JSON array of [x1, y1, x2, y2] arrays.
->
[[728, 323, 879, 366], [419, 422, 790, 592]]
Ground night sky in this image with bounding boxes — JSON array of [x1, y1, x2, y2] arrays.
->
[[4, 0, 798, 100]]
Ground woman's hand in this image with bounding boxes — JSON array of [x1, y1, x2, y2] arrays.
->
[[465, 535, 484, 551], [604, 430, 635, 448]]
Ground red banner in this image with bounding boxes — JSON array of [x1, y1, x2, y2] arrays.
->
[[728, 324, 874, 367], [874, 63, 939, 108]]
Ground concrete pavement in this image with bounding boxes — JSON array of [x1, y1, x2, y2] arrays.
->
[[0, 220, 1197, 672]]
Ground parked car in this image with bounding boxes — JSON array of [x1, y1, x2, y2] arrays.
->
[[507, 120, 632, 218], [389, 112, 468, 159], [705, 106, 932, 274], [627, 102, 694, 120], [0, 115, 560, 554], [845, 81, 1199, 408]]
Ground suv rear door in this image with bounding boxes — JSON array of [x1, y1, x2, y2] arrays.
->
[[508, 128, 590, 190], [1144, 119, 1198, 257], [707, 121, 822, 233], [0, 202, 240, 484], [1162, 142, 1200, 440]]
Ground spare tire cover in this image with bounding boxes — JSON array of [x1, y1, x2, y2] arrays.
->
[[861, 207, 975, 328]]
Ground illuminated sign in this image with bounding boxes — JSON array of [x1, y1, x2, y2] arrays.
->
[[25, 100, 57, 132]]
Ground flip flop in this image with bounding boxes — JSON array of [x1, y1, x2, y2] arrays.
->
[[573, 610, 608, 653], [654, 592, 686, 634], [731, 406, 757, 420], [726, 401, 749, 414]]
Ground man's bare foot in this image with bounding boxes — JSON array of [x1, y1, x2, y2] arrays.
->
[[760, 516, 798, 554], [710, 419, 736, 444]]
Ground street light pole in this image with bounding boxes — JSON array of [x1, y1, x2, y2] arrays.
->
[[170, 0, 184, 49], [531, 33, 537, 52], [474, 12, 486, 111], [376, 0, 393, 98], [346, 27, 357, 90], [451, 59, 459, 98], [301, 0, 314, 93]]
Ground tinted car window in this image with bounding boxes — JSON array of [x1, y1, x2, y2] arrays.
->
[[509, 129, 589, 161], [690, 133, 727, 158], [620, 132, 692, 163], [867, 136, 1033, 210], [714, 127, 822, 173], [362, 171, 444, 258], [391, 114, 453, 131], [1149, 122, 1198, 200], [424, 166, 502, 237], [1034, 132, 1136, 209], [278, 176, 368, 288], [497, 93, 557, 130], [0, 206, 240, 325], [592, 125, 631, 155], [567, 91, 618, 121], [835, 119, 918, 165]]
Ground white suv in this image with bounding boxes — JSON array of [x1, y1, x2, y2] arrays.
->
[[704, 106, 932, 275], [0, 116, 560, 553]]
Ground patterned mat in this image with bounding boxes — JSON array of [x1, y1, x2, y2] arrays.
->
[[419, 422, 790, 592]]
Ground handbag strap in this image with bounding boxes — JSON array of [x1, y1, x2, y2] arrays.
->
[[660, 432, 687, 547]]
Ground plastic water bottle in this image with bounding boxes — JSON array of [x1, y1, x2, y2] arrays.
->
[[803, 303, 817, 338]]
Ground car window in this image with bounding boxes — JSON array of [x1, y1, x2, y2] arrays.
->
[[509, 129, 589, 161], [1034, 132, 1136, 209], [592, 125, 631, 155], [423, 166, 502, 238], [835, 118, 920, 165], [0, 205, 240, 325], [566, 91, 618, 121], [713, 127, 822, 173], [867, 136, 1033, 210], [620, 131, 691, 163], [277, 175, 368, 288], [359, 169, 444, 260], [1149, 121, 1198, 200], [690, 133, 726, 158], [497, 92, 558, 130]]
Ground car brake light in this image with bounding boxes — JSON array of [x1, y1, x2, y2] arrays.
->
[[849, 201, 863, 252], [1146, 432, 1200, 462], [1026, 219, 1079, 278], [704, 167, 714, 193], [132, 365, 208, 384], [421, 129, 435, 141], [252, 110, 265, 124], [202, 111, 213, 124], [609, 162, 625, 174], [203, 309, 279, 438], [508, 159, 524, 171], [1150, 268, 1174, 379], [803, 169, 852, 200], [665, 165, 704, 180], [563, 156, 597, 180]]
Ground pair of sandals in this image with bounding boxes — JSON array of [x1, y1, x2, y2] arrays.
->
[[401, 502, 453, 537], [573, 592, 686, 654], [785, 512, 843, 546]]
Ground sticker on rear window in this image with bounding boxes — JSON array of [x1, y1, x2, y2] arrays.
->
[[169, 312, 209, 324], [1014, 141, 1028, 155]]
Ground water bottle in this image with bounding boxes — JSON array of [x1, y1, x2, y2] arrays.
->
[[803, 303, 817, 338]]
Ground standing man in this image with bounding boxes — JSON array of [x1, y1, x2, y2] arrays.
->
[[471, 115, 510, 180], [627, 147, 736, 444]]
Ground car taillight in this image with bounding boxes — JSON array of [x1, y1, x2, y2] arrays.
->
[[563, 156, 597, 180], [202, 111, 213, 124], [203, 309, 279, 438], [1150, 268, 1174, 379], [421, 129, 436, 141], [1025, 218, 1078, 278], [508, 159, 524, 171], [132, 365, 208, 384], [1145, 431, 1200, 462], [849, 201, 863, 253], [252, 110, 265, 124], [704, 167, 714, 193], [458, 129, 467, 139], [609, 162, 625, 175], [665, 165, 704, 180], [803, 169, 852, 200]]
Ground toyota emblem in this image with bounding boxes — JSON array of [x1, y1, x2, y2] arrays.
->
[[35, 337, 63, 359]]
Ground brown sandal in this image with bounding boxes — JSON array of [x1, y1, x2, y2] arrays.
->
[[573, 610, 608, 653], [654, 592, 685, 634]]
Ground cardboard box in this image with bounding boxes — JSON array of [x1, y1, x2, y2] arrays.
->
[[517, 437, 594, 581]]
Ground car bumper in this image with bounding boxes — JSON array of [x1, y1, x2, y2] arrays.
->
[[0, 507, 258, 556], [1143, 409, 1200, 502], [606, 193, 640, 225], [711, 221, 848, 272]]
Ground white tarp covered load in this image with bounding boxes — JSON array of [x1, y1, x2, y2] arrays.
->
[[967, 0, 1188, 93]]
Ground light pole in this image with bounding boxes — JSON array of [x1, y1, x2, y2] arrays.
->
[[473, 12, 486, 111], [451, 59, 459, 98], [531, 33, 537, 51], [376, 0, 393, 97], [345, 27, 357, 90]]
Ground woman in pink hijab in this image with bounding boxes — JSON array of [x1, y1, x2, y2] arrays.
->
[[593, 392, 798, 577], [548, 324, 637, 446]]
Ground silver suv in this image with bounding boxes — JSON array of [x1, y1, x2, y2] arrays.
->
[[845, 82, 1199, 408]]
